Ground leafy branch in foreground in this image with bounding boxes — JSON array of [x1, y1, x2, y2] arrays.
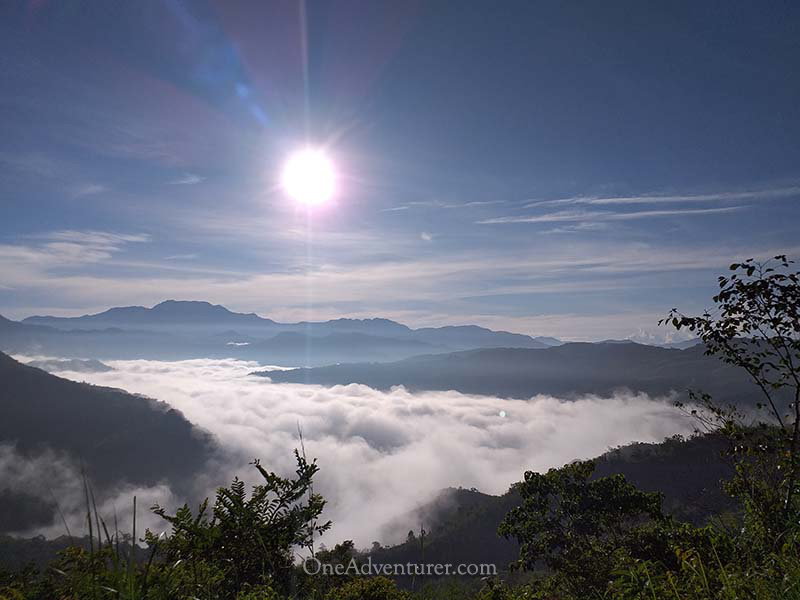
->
[[148, 450, 331, 598], [662, 255, 800, 538]]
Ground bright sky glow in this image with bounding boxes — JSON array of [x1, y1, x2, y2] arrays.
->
[[281, 149, 336, 206], [2, 3, 800, 340]]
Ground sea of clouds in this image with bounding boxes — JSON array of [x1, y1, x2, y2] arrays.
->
[[13, 357, 695, 546]]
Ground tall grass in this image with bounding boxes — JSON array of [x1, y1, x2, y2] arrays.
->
[[43, 475, 162, 600]]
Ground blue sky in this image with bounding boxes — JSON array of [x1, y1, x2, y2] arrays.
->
[[1, 1, 799, 340]]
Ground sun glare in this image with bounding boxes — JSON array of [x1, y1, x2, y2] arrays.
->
[[281, 149, 336, 206]]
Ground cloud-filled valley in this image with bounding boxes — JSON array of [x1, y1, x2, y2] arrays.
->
[[17, 357, 697, 546]]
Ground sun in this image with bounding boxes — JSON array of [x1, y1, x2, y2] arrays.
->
[[281, 148, 336, 206]]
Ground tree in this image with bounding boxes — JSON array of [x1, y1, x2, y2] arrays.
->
[[663, 255, 800, 542], [498, 460, 664, 596], [324, 576, 411, 600], [149, 450, 331, 597]]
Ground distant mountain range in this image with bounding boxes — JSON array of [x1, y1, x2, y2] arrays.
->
[[259, 341, 771, 407], [1, 301, 561, 365], [0, 352, 216, 534], [21, 300, 558, 347]]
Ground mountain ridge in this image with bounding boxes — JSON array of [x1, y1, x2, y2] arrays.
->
[[23, 300, 273, 327], [369, 432, 734, 570], [19, 300, 559, 347], [3, 301, 564, 365], [257, 341, 772, 406]]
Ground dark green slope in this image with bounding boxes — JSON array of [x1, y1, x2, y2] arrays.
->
[[0, 352, 216, 532], [370, 433, 734, 570]]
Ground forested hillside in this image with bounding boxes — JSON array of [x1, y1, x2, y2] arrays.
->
[[0, 352, 216, 532], [368, 432, 734, 571]]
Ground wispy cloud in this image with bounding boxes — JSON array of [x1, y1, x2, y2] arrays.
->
[[164, 253, 198, 260], [477, 206, 748, 225], [381, 200, 503, 212], [610, 206, 748, 219], [42, 231, 151, 246], [71, 183, 108, 198], [0, 153, 108, 199], [541, 222, 611, 235], [168, 173, 205, 185], [439, 200, 504, 209], [0, 152, 62, 179], [0, 230, 151, 273], [525, 186, 800, 208]]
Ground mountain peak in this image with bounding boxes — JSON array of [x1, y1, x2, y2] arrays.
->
[[21, 300, 273, 329], [151, 300, 232, 314]]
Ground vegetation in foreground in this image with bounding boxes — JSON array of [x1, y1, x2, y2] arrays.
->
[[2, 256, 800, 599]]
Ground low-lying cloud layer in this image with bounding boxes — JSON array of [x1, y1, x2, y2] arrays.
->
[[0, 441, 179, 539], [23, 358, 694, 546]]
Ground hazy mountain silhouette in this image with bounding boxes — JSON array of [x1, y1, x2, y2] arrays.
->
[[243, 331, 446, 364], [26, 358, 113, 373], [259, 342, 770, 406], [662, 338, 703, 349], [0, 315, 182, 360], [3, 302, 559, 365], [21, 301, 556, 347], [23, 300, 274, 330]]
